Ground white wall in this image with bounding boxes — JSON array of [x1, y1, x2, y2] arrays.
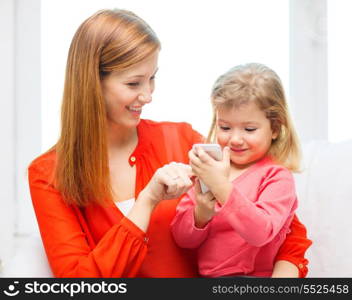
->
[[0, 0, 16, 269], [289, 0, 328, 142], [0, 0, 42, 272], [328, 0, 352, 142], [15, 0, 42, 236], [41, 0, 290, 151]]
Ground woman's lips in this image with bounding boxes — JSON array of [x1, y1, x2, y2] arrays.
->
[[126, 106, 142, 116]]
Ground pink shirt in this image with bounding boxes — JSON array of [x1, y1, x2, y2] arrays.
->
[[170, 157, 298, 277]]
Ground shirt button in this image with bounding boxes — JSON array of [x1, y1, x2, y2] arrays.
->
[[144, 237, 149, 243], [298, 263, 304, 269], [130, 156, 136, 162]]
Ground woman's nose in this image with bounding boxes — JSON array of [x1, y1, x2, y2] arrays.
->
[[138, 86, 153, 103], [138, 93, 152, 103]]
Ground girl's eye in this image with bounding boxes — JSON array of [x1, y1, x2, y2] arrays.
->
[[219, 126, 230, 131], [245, 128, 257, 132], [150, 76, 155, 81]]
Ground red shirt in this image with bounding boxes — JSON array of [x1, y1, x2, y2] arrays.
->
[[28, 119, 311, 277]]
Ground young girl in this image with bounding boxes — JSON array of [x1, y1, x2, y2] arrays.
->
[[171, 63, 304, 277]]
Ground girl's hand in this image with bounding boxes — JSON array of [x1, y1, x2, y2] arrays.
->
[[189, 146, 231, 192], [142, 162, 194, 206], [193, 179, 216, 228]]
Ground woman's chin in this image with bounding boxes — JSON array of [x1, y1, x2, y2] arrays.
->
[[108, 115, 141, 130]]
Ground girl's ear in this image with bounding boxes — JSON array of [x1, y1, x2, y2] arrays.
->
[[271, 121, 280, 140], [272, 131, 279, 140]]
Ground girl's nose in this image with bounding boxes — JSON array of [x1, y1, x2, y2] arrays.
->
[[230, 132, 244, 146]]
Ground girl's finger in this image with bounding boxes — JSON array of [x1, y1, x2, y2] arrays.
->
[[194, 178, 202, 195], [203, 191, 215, 201], [188, 149, 202, 167], [195, 146, 213, 164], [190, 162, 201, 176], [222, 146, 231, 163]]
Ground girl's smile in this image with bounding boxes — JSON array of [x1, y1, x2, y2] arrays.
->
[[216, 101, 278, 169]]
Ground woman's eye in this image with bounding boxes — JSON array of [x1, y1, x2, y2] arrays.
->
[[127, 82, 140, 87], [150, 76, 155, 81], [245, 128, 257, 132]]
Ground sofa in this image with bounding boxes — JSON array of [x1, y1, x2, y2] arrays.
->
[[294, 139, 352, 277], [2, 139, 352, 277]]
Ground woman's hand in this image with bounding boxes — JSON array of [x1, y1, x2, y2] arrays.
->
[[130, 162, 193, 232], [271, 260, 299, 278], [193, 179, 216, 228], [143, 162, 194, 206]]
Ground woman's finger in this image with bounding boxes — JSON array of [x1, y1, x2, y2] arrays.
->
[[166, 162, 193, 187], [174, 164, 193, 185], [156, 166, 178, 195], [161, 163, 192, 196]]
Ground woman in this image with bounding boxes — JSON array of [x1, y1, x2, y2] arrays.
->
[[28, 9, 311, 278]]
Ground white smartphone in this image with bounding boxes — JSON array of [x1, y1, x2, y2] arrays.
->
[[192, 144, 222, 193]]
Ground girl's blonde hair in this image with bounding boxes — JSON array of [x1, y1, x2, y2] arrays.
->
[[207, 63, 301, 172], [55, 9, 160, 206]]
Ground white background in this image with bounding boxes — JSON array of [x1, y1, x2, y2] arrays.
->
[[41, 0, 352, 151], [328, 0, 352, 142], [41, 0, 290, 151]]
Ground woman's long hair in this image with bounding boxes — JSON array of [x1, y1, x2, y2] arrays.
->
[[207, 63, 301, 172], [55, 9, 160, 206]]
